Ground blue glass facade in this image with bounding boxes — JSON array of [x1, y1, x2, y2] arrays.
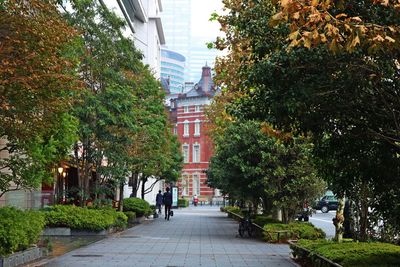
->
[[161, 49, 186, 93]]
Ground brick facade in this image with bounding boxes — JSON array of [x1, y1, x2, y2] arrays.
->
[[167, 65, 218, 201]]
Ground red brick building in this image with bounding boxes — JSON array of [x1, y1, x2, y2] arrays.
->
[[166, 65, 219, 202]]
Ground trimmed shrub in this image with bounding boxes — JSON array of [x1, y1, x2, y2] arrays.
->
[[123, 198, 151, 217], [178, 198, 189, 207], [293, 239, 400, 267], [0, 207, 45, 256], [225, 206, 242, 215], [124, 211, 136, 222], [263, 222, 325, 242], [253, 215, 281, 227], [43, 205, 127, 231]]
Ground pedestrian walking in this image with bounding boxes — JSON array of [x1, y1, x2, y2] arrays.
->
[[192, 194, 199, 206], [156, 190, 163, 214], [163, 187, 173, 220]]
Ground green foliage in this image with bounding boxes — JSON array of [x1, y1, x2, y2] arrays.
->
[[123, 211, 136, 221], [122, 198, 151, 217], [43, 205, 127, 231], [210, 0, 400, 239], [178, 198, 189, 207], [0, 207, 45, 256], [59, 0, 180, 203], [224, 206, 242, 215], [207, 120, 325, 223], [263, 222, 325, 242], [293, 239, 400, 267], [0, 0, 80, 196], [253, 215, 281, 227]]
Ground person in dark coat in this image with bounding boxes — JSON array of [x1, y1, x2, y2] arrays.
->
[[163, 187, 173, 220], [156, 190, 163, 214]]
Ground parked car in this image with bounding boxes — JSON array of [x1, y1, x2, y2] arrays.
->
[[314, 194, 338, 213]]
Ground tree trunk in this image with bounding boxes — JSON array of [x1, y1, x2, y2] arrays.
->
[[334, 196, 346, 243], [119, 181, 124, 211], [359, 184, 369, 241], [281, 207, 289, 224], [141, 177, 147, 200], [94, 167, 100, 202], [130, 172, 139, 197]]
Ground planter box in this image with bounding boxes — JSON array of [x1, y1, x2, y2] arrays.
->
[[134, 216, 146, 224], [289, 240, 342, 267], [0, 247, 48, 267], [42, 227, 116, 236], [42, 227, 71, 236]]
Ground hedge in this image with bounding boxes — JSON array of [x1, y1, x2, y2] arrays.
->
[[43, 205, 127, 231], [224, 206, 242, 215], [0, 207, 45, 256], [253, 215, 281, 227], [263, 222, 326, 242], [292, 239, 400, 267], [178, 198, 189, 207], [123, 197, 151, 217]]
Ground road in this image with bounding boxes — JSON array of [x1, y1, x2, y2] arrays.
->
[[309, 211, 336, 238]]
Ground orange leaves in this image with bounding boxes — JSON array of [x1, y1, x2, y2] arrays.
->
[[271, 0, 400, 54]]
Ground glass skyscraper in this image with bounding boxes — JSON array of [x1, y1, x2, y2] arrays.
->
[[161, 49, 185, 93], [161, 0, 221, 83]]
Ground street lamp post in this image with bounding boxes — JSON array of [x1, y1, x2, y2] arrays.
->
[[57, 167, 63, 204]]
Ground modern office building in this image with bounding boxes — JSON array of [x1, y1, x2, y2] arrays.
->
[[161, 48, 186, 93], [102, 0, 165, 78], [161, 0, 221, 82]]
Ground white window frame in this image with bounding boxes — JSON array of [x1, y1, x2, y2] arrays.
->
[[184, 106, 189, 113], [181, 174, 189, 196], [195, 105, 201, 112], [182, 144, 189, 163], [194, 120, 200, 136], [193, 143, 200, 163], [183, 120, 189, 137], [192, 174, 200, 196]]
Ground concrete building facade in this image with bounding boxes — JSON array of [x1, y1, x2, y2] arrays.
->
[[102, 0, 165, 78]]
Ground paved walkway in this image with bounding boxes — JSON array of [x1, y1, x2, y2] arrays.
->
[[44, 206, 298, 267]]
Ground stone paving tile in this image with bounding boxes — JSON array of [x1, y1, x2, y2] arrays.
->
[[43, 206, 298, 267]]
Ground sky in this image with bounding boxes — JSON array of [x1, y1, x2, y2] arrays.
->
[[191, 0, 224, 40]]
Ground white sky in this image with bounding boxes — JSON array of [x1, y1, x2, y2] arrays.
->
[[191, 0, 224, 40]]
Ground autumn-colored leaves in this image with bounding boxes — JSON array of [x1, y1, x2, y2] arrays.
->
[[271, 0, 400, 54]]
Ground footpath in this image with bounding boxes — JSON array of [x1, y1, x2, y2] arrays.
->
[[38, 206, 298, 267]]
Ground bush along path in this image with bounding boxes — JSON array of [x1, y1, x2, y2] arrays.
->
[[290, 239, 400, 267], [0, 202, 156, 267]]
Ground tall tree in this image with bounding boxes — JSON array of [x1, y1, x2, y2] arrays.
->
[[59, 0, 144, 205], [207, 120, 325, 222], [211, 0, 400, 241], [0, 0, 80, 196]]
